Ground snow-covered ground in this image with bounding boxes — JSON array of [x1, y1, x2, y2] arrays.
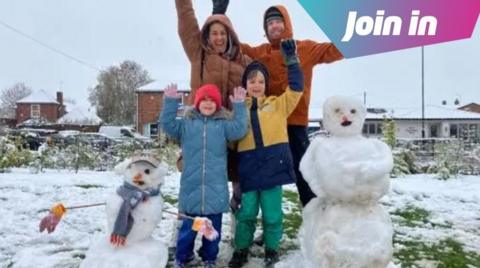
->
[[1, 169, 479, 268]]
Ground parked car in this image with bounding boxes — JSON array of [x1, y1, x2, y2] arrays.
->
[[99, 126, 152, 145]]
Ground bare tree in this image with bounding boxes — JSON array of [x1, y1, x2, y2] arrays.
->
[[88, 60, 151, 125], [0, 82, 32, 116]]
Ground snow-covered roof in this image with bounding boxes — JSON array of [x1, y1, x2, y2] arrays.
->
[[57, 106, 102, 125], [16, 89, 59, 104], [309, 105, 480, 121], [136, 80, 191, 92]]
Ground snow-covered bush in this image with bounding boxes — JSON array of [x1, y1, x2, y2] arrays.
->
[[427, 140, 464, 180], [391, 148, 419, 177], [0, 136, 34, 172]]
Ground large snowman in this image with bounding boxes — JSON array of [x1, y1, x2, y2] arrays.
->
[[81, 155, 169, 268], [299, 96, 395, 268]]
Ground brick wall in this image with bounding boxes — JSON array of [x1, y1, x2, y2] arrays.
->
[[136, 91, 190, 135], [16, 103, 61, 124]]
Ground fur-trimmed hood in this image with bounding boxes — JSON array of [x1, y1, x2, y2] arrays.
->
[[183, 106, 234, 120]]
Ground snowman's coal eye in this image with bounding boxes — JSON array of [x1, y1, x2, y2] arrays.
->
[[335, 108, 341, 113], [144, 169, 150, 175], [351, 109, 356, 114]]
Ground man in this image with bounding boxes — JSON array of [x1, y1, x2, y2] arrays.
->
[[240, 5, 344, 207]]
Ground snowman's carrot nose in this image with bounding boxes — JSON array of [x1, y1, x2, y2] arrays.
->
[[134, 173, 143, 181]]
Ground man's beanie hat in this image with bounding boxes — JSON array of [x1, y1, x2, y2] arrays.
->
[[265, 7, 284, 23], [242, 61, 270, 90], [194, 84, 222, 111]]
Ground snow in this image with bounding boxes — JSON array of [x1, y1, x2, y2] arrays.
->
[[58, 106, 102, 125], [136, 80, 191, 93], [16, 90, 59, 104], [1, 170, 480, 267]]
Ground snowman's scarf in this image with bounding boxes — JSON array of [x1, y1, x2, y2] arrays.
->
[[112, 182, 160, 238]]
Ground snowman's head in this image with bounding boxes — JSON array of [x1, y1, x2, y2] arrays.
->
[[323, 96, 366, 137], [115, 155, 168, 190]]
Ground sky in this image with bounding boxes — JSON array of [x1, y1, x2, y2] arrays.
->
[[0, 0, 479, 110]]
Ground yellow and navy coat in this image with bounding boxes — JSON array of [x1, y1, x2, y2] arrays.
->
[[236, 87, 302, 192]]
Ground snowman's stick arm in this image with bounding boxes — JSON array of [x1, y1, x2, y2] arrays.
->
[[162, 210, 196, 220], [65, 202, 107, 210], [37, 202, 106, 213]]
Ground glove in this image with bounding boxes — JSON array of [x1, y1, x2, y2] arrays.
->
[[281, 39, 304, 91], [212, 0, 229, 15], [280, 39, 299, 66]]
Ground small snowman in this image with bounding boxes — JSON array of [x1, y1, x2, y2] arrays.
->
[[299, 96, 395, 268], [81, 154, 169, 268]]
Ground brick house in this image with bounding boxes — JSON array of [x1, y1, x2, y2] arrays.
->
[[16, 90, 66, 125], [136, 81, 190, 137]]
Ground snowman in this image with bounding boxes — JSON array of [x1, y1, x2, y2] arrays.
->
[[81, 155, 169, 268], [299, 96, 395, 268]]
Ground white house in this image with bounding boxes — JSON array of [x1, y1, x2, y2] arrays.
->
[[309, 105, 480, 143]]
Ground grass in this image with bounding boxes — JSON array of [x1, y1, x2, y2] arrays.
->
[[391, 204, 478, 267], [391, 204, 431, 227], [393, 236, 480, 268], [282, 190, 302, 239], [163, 194, 178, 205]]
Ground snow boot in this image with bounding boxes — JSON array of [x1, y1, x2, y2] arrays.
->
[[264, 249, 279, 268], [228, 248, 249, 267]]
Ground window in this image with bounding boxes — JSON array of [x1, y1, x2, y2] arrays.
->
[[363, 122, 382, 136], [450, 124, 458, 138], [31, 104, 40, 118], [430, 124, 438, 138]]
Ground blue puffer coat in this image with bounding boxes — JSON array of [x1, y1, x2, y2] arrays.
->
[[160, 97, 248, 215]]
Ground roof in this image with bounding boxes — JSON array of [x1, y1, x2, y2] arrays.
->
[[16, 89, 59, 104], [136, 80, 191, 93], [309, 105, 480, 121], [57, 106, 102, 125]]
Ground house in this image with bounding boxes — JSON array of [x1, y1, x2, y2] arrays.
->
[[309, 105, 480, 143], [135, 80, 191, 137], [0, 106, 16, 129], [16, 90, 66, 125], [458, 103, 480, 113]]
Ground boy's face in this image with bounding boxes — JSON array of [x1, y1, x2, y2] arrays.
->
[[266, 18, 285, 41], [199, 97, 217, 116], [208, 22, 228, 54], [247, 72, 266, 98]]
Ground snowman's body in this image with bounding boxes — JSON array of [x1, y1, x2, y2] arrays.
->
[[81, 156, 168, 268], [105, 193, 163, 243], [299, 96, 394, 268]]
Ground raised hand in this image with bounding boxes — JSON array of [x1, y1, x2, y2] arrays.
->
[[212, 0, 229, 15], [229, 87, 247, 103], [164, 83, 182, 99], [280, 39, 299, 66]]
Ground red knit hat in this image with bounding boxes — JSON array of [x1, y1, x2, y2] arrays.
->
[[194, 84, 222, 111]]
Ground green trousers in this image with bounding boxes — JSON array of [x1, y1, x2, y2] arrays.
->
[[234, 186, 283, 251]]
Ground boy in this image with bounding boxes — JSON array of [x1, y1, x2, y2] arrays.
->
[[160, 83, 248, 268]]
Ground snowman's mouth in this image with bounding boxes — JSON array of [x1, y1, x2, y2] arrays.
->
[[134, 180, 145, 186], [341, 120, 352, 126]]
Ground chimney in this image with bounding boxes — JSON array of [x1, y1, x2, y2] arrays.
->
[[56, 91, 66, 117], [56, 91, 63, 105]]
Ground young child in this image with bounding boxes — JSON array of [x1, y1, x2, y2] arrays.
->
[[160, 83, 248, 268], [228, 39, 304, 268]]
